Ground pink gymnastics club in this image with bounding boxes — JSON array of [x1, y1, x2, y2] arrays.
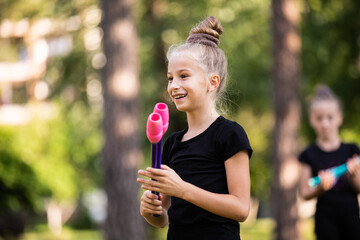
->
[[146, 112, 163, 144], [153, 102, 169, 134], [145, 103, 169, 217]]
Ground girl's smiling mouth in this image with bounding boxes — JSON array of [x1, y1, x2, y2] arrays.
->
[[173, 93, 187, 100]]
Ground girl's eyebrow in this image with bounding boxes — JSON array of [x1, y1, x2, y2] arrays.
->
[[176, 68, 192, 74], [168, 68, 191, 75]]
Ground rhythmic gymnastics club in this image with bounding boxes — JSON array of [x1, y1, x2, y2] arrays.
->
[[308, 156, 360, 188], [153, 103, 169, 170], [146, 103, 169, 195]]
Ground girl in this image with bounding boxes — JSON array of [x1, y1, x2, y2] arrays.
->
[[298, 85, 360, 240], [137, 16, 252, 240]]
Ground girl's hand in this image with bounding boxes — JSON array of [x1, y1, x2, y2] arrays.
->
[[139, 190, 163, 217], [137, 165, 187, 198], [318, 170, 336, 191], [347, 155, 360, 177]]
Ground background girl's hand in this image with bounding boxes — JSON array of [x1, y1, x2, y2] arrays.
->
[[139, 190, 163, 217], [318, 170, 336, 191], [347, 155, 360, 177], [137, 165, 187, 198]]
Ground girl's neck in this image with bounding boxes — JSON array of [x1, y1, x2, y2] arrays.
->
[[183, 106, 219, 141], [316, 135, 341, 152]]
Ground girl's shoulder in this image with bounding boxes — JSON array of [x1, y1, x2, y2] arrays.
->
[[216, 116, 248, 134], [215, 116, 253, 159], [341, 142, 360, 154], [298, 143, 318, 163]]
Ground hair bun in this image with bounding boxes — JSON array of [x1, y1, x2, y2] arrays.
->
[[315, 84, 335, 100], [186, 16, 223, 47]]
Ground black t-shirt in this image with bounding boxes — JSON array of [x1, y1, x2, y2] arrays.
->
[[299, 142, 360, 204], [162, 116, 252, 238]]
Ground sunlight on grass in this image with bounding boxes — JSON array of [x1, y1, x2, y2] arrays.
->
[[15, 218, 314, 240], [241, 218, 315, 240], [21, 227, 102, 240], [241, 218, 275, 240]]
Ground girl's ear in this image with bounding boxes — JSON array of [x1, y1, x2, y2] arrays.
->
[[208, 74, 220, 92], [337, 112, 343, 126]]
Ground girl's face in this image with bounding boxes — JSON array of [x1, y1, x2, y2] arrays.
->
[[167, 51, 217, 113], [309, 100, 343, 140]]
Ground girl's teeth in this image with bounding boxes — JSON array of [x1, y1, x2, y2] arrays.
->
[[175, 95, 186, 99]]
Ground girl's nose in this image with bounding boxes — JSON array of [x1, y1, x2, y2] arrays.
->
[[169, 78, 180, 90], [321, 119, 329, 127]]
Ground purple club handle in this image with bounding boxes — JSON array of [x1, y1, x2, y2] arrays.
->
[[146, 103, 169, 217]]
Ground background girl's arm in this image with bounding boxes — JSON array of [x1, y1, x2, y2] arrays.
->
[[299, 163, 335, 200], [347, 155, 360, 192], [139, 150, 251, 222], [139, 191, 170, 228]]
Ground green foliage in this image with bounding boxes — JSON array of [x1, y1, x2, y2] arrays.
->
[[0, 128, 48, 213], [0, 0, 98, 20], [301, 0, 360, 142], [235, 109, 273, 199], [6, 101, 103, 202], [1, 0, 359, 236]]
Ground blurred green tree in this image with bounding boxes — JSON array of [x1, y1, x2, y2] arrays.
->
[[0, 0, 103, 234], [301, 0, 360, 143]]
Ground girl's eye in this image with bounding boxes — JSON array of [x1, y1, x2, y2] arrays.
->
[[180, 74, 188, 79], [167, 76, 173, 81]]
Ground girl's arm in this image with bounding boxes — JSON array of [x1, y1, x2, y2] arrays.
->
[[138, 191, 170, 228], [299, 163, 335, 200], [347, 155, 360, 193], [138, 150, 250, 222]]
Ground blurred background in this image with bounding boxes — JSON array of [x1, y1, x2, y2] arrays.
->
[[0, 0, 359, 239]]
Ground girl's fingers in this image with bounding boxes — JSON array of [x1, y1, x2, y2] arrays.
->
[[140, 191, 163, 216], [347, 156, 360, 176], [137, 177, 161, 187], [138, 168, 167, 179], [143, 190, 161, 202], [141, 184, 162, 193], [161, 164, 172, 170], [141, 203, 162, 216], [319, 170, 335, 191]]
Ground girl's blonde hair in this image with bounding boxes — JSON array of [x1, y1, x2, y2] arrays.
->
[[309, 84, 342, 113], [166, 16, 228, 112]]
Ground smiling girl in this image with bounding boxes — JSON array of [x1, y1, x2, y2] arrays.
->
[[137, 16, 252, 240]]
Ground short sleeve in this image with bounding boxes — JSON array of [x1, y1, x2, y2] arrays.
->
[[351, 143, 360, 155], [298, 151, 308, 164], [218, 122, 252, 161]]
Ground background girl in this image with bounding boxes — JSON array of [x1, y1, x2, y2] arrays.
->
[[137, 16, 252, 240], [298, 85, 360, 240]]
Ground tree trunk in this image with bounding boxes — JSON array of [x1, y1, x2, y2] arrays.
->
[[271, 0, 301, 239], [100, 0, 146, 239]]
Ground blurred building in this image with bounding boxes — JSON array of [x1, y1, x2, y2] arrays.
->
[[0, 17, 78, 125]]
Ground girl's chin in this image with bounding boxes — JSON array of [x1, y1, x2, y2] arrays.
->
[[174, 102, 189, 112], [174, 105, 187, 112]]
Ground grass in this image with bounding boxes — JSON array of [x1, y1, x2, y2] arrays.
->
[[155, 217, 315, 240], [240, 218, 315, 240], [12, 218, 315, 240], [18, 225, 102, 240], [22, 230, 101, 240]]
